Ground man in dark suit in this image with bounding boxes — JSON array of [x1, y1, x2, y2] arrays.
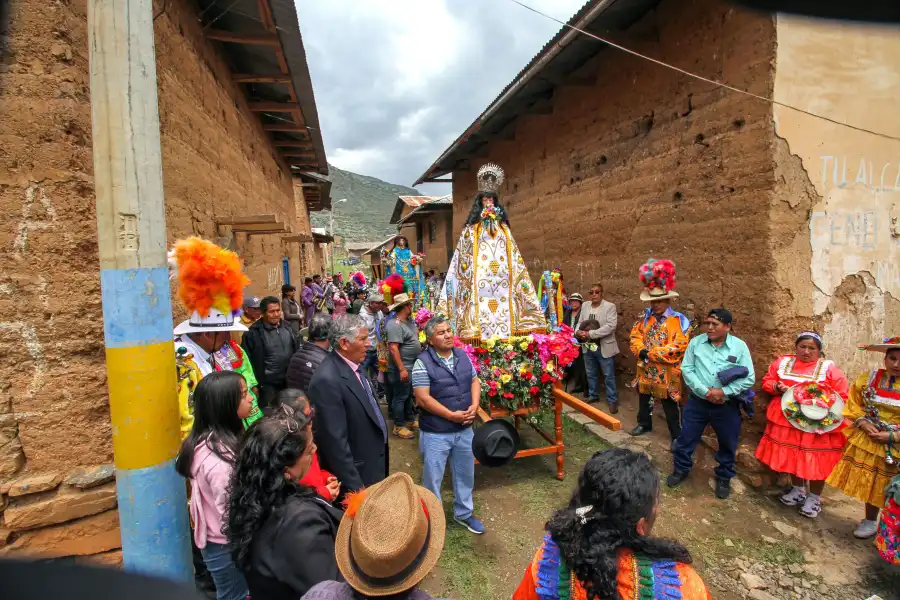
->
[[307, 314, 388, 493]]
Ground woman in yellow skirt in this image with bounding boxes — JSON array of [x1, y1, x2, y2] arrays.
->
[[826, 338, 900, 539]]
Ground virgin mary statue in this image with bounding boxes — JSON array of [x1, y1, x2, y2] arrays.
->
[[436, 163, 546, 342]]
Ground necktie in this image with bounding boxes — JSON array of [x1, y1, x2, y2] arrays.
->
[[357, 366, 387, 440]]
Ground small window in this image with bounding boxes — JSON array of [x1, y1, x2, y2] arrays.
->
[[428, 220, 436, 243]]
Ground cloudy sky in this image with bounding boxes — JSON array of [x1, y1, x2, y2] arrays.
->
[[295, 0, 586, 194]]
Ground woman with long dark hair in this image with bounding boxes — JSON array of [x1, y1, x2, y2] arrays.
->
[[175, 371, 253, 600], [513, 448, 711, 600], [226, 407, 343, 600]]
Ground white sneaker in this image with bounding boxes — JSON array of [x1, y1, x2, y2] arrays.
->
[[779, 486, 807, 506], [853, 519, 878, 539]]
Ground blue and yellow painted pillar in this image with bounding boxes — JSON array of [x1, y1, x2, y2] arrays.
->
[[89, 0, 191, 581]]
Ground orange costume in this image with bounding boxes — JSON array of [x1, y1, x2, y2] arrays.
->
[[514, 534, 711, 600], [629, 308, 691, 402], [755, 355, 849, 480]]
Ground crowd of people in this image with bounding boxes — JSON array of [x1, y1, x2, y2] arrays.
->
[[167, 233, 899, 600], [561, 258, 900, 548]]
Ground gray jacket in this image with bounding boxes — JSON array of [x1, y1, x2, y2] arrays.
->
[[579, 299, 619, 358]]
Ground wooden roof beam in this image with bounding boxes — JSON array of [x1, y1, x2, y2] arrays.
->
[[232, 74, 292, 84], [205, 30, 279, 46], [274, 140, 310, 146], [249, 101, 300, 112], [216, 214, 279, 226], [264, 125, 306, 132]]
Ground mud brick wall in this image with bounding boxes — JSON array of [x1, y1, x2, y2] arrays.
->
[[0, 0, 310, 559], [452, 0, 779, 381]]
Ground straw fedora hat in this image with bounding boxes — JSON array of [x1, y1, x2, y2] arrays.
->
[[389, 292, 413, 312], [335, 472, 445, 597]]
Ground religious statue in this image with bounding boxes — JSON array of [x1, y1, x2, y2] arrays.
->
[[382, 235, 424, 301], [436, 163, 546, 342]]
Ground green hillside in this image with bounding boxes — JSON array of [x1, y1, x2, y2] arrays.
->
[[309, 164, 421, 244]]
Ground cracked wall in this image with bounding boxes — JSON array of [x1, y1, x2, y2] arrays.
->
[[773, 15, 900, 374]]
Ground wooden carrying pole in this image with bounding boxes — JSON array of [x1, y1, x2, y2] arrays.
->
[[88, 0, 191, 580]]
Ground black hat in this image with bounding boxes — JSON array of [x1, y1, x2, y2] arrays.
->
[[472, 419, 520, 467], [707, 307, 733, 325]]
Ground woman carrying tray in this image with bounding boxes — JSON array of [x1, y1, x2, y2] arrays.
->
[[755, 331, 849, 519]]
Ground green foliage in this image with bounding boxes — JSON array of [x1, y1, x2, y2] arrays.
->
[[310, 163, 422, 243]]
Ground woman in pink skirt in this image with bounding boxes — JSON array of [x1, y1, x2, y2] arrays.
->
[[755, 331, 849, 518]]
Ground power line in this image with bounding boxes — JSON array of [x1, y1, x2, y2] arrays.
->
[[505, 0, 900, 142]]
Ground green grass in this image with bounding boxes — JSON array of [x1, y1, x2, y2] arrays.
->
[[435, 516, 499, 599]]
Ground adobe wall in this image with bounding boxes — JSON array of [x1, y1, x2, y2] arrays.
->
[[421, 212, 453, 274], [0, 0, 308, 560], [452, 0, 779, 375], [771, 15, 900, 377]]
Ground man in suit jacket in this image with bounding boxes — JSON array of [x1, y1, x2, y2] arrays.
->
[[307, 314, 389, 494], [562, 293, 586, 394], [574, 283, 620, 413]]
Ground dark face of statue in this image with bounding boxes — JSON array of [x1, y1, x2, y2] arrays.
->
[[482, 197, 495, 209], [398, 237, 407, 248]]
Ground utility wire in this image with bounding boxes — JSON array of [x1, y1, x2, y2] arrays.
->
[[506, 0, 900, 142]]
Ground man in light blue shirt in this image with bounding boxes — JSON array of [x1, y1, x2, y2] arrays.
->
[[668, 308, 754, 499]]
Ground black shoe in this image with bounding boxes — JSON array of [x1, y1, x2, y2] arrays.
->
[[571, 385, 584, 394], [666, 471, 689, 488], [715, 478, 731, 499], [607, 402, 619, 415], [630, 425, 651, 436]]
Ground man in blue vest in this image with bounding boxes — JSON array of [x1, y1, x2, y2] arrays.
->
[[412, 316, 484, 535]]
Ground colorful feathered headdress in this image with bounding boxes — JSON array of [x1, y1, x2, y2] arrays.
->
[[169, 237, 251, 334], [379, 273, 407, 306], [350, 271, 367, 288], [638, 258, 680, 302]]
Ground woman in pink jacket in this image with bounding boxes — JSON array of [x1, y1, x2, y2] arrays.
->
[[176, 371, 253, 600]]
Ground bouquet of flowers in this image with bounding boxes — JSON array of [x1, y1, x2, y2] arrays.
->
[[455, 326, 580, 416], [414, 308, 433, 330], [410, 252, 425, 267], [480, 205, 500, 221]]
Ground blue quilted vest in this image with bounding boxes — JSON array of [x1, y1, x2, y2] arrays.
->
[[418, 347, 474, 434]]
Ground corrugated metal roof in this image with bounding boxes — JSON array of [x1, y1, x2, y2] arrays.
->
[[396, 194, 453, 224], [390, 195, 438, 224], [413, 0, 660, 185]]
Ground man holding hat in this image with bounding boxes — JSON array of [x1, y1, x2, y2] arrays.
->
[[412, 316, 484, 535], [386, 293, 421, 439], [669, 308, 755, 499], [629, 259, 691, 443]]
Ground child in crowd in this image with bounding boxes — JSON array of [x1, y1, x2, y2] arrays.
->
[[175, 371, 253, 600]]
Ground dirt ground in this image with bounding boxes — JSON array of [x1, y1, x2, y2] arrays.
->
[[387, 388, 900, 600]]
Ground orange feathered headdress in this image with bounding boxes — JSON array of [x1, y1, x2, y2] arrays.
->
[[168, 237, 250, 318]]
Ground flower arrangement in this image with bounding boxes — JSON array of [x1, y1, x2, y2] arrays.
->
[[410, 252, 425, 267], [414, 308, 433, 330], [480, 205, 500, 221], [454, 325, 580, 415]]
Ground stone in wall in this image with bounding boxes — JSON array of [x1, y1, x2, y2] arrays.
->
[[3, 481, 116, 531], [0, 509, 119, 557]]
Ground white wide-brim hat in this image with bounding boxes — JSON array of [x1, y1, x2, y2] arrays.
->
[[860, 337, 900, 352], [174, 309, 248, 335], [640, 287, 680, 302], [389, 293, 413, 312]]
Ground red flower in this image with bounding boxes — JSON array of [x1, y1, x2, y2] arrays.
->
[[488, 389, 497, 397], [475, 347, 489, 355], [502, 392, 514, 399], [525, 372, 534, 380], [529, 386, 540, 395], [540, 373, 553, 384]]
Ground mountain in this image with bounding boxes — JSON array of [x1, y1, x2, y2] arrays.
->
[[309, 164, 421, 245]]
